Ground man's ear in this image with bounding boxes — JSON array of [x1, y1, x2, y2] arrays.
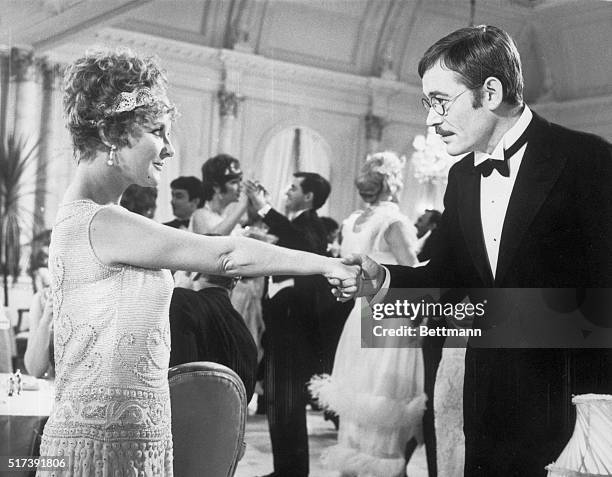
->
[[304, 191, 314, 205], [482, 76, 504, 110]]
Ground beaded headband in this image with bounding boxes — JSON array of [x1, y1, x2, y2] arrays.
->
[[224, 162, 242, 178], [104, 87, 157, 115]]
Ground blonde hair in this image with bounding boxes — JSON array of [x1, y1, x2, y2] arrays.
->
[[356, 151, 406, 202]]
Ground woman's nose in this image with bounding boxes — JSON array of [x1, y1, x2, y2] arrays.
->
[[162, 138, 175, 158]]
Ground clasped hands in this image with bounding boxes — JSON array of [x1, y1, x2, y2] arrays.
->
[[326, 254, 386, 302], [243, 179, 269, 210]]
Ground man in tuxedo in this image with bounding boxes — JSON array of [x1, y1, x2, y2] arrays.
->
[[337, 25, 612, 476], [247, 173, 348, 477], [163, 175, 203, 229], [415, 208, 441, 263]]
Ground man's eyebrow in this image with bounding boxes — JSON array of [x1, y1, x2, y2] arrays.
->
[[425, 90, 450, 98]]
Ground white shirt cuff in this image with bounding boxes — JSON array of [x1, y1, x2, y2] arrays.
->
[[367, 265, 391, 305], [257, 204, 272, 218]]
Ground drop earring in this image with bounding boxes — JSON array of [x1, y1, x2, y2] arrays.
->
[[107, 145, 117, 166]]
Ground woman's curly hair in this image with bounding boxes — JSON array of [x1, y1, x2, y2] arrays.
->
[[356, 151, 406, 202], [63, 48, 176, 162]]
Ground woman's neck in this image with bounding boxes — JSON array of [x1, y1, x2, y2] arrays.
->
[[207, 195, 227, 215], [370, 196, 395, 207], [64, 154, 127, 205]]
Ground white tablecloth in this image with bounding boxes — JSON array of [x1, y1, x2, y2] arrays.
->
[[0, 373, 55, 475]]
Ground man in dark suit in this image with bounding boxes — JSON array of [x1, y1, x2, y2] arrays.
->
[[415, 209, 441, 263], [163, 175, 203, 229], [247, 172, 347, 477], [337, 25, 612, 477]]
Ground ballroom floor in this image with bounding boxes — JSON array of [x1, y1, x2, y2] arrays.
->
[[234, 407, 429, 477]]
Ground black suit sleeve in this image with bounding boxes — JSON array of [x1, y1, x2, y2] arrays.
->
[[263, 208, 326, 254]]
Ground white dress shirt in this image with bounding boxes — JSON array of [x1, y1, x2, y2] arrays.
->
[[476, 105, 532, 277]]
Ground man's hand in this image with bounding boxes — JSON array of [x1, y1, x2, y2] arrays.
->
[[244, 180, 267, 210], [328, 254, 386, 300]]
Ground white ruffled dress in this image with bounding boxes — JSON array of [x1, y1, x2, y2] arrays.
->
[[310, 202, 426, 477]]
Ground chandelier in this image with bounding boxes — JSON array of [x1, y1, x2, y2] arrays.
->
[[411, 127, 458, 184]]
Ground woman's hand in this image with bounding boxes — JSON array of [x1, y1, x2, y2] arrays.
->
[[325, 258, 360, 301], [237, 189, 250, 211]]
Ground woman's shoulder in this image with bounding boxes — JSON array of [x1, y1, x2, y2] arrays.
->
[[377, 202, 408, 221]]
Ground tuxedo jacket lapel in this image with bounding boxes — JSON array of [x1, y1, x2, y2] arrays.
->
[[495, 113, 567, 286], [456, 155, 495, 286]]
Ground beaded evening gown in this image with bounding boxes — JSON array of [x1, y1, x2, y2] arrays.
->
[[310, 201, 427, 477], [38, 200, 174, 476]]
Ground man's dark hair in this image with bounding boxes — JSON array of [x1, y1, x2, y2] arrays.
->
[[120, 184, 158, 217], [201, 154, 242, 201], [294, 172, 331, 210], [319, 216, 339, 236], [426, 209, 442, 227], [170, 176, 204, 206], [418, 25, 523, 106]]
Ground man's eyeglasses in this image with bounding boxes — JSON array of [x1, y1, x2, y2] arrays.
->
[[421, 89, 469, 117]]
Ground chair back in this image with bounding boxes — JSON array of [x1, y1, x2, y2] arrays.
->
[[169, 361, 247, 477]]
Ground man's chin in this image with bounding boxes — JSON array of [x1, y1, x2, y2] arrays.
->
[[444, 142, 467, 157]]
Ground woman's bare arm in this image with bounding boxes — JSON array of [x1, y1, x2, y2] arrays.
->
[[24, 294, 53, 378], [192, 195, 248, 236], [385, 220, 417, 266], [90, 205, 358, 285]]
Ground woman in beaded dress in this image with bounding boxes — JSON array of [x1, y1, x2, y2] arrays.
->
[[310, 152, 426, 477], [38, 48, 358, 477]]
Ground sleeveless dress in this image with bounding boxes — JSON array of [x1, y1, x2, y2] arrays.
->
[[38, 200, 174, 476], [310, 201, 427, 477]]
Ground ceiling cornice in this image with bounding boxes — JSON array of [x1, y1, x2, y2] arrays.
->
[[27, 0, 153, 52]]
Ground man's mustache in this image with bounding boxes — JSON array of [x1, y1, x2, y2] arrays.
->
[[435, 127, 453, 136]]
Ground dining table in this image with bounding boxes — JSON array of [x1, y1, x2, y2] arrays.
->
[[0, 373, 55, 476]]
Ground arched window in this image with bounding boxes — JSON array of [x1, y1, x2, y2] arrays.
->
[[259, 126, 331, 216]]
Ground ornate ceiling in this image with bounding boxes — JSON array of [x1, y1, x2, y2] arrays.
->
[[1, 0, 610, 102]]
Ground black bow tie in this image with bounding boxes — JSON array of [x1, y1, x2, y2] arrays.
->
[[475, 127, 530, 178]]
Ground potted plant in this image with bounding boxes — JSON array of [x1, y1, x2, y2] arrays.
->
[[0, 131, 40, 307]]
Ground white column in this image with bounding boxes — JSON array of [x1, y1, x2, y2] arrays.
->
[[35, 61, 60, 233]]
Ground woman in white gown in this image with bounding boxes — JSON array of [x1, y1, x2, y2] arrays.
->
[[310, 151, 426, 477]]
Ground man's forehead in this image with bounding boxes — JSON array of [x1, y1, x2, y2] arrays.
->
[[172, 188, 188, 194], [421, 62, 462, 96]]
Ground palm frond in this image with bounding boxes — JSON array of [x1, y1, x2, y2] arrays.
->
[[0, 131, 40, 305]]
